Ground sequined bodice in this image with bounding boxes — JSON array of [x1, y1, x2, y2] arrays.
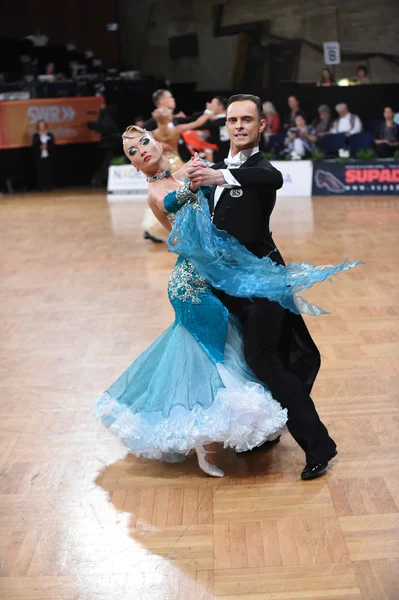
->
[[168, 259, 209, 304], [168, 257, 228, 364]]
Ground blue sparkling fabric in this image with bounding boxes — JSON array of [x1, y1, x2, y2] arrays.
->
[[94, 183, 361, 462], [164, 186, 363, 316]]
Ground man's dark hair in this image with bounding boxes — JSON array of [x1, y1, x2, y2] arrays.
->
[[214, 95, 228, 110], [295, 112, 307, 121], [134, 116, 144, 124], [152, 89, 168, 107], [227, 94, 263, 120]]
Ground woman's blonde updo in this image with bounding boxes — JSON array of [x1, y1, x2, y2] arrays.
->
[[122, 125, 149, 144]]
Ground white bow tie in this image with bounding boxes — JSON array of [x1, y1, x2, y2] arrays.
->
[[224, 157, 243, 168]]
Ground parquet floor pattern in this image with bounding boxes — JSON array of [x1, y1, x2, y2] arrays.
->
[[0, 190, 398, 599]]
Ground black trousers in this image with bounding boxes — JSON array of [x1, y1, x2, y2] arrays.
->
[[215, 291, 337, 465], [36, 158, 52, 190]]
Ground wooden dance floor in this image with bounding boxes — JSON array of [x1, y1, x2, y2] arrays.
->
[[0, 189, 398, 599]]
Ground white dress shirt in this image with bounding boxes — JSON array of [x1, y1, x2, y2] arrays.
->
[[332, 113, 362, 135], [40, 133, 50, 158], [213, 146, 259, 211]]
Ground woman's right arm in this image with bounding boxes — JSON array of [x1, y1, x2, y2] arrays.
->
[[147, 196, 173, 232]]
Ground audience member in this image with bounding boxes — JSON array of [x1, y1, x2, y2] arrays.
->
[[284, 113, 317, 158], [32, 120, 54, 191], [374, 107, 399, 158], [312, 105, 333, 141], [25, 27, 48, 47], [331, 103, 362, 136], [283, 96, 303, 130], [45, 62, 55, 76], [316, 68, 335, 87], [263, 101, 281, 133], [261, 101, 281, 149], [356, 65, 371, 85]]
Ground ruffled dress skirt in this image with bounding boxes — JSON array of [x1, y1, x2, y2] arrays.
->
[[94, 316, 287, 462]]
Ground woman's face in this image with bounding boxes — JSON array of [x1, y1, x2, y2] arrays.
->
[[123, 133, 162, 172], [384, 107, 394, 120], [295, 115, 306, 128], [322, 69, 331, 80]]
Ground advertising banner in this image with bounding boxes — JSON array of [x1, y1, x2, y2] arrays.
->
[[271, 160, 313, 197], [0, 96, 104, 149], [312, 161, 399, 195]]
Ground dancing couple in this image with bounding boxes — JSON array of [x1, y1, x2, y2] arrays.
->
[[95, 94, 361, 480]]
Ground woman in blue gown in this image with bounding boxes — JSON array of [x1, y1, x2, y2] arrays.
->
[[95, 125, 361, 477]]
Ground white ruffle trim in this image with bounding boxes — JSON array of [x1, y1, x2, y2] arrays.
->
[[94, 363, 287, 461]]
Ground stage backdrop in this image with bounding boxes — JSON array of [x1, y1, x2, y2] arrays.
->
[[0, 97, 104, 149]]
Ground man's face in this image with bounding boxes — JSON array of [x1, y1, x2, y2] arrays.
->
[[226, 100, 265, 152], [158, 91, 176, 110], [288, 96, 298, 110], [337, 105, 348, 117], [209, 98, 225, 115]]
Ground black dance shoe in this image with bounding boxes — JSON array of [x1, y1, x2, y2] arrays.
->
[[143, 231, 164, 244], [301, 449, 338, 481]]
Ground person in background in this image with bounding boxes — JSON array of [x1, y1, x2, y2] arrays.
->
[[316, 68, 335, 87], [261, 101, 281, 149], [331, 103, 362, 137], [194, 96, 229, 163], [143, 89, 200, 162], [134, 116, 145, 128], [32, 120, 55, 191], [356, 65, 371, 85], [45, 62, 55, 76], [312, 104, 333, 142], [284, 113, 317, 158], [283, 96, 303, 130], [374, 106, 399, 158], [143, 89, 195, 130], [25, 27, 48, 47], [151, 106, 212, 171]]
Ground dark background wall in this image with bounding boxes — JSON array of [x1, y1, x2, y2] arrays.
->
[[0, 0, 119, 65], [118, 0, 399, 89]]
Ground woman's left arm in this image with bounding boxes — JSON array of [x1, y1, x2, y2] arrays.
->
[[164, 182, 197, 214]]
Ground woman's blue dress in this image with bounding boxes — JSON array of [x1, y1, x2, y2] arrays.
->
[[95, 184, 361, 461]]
